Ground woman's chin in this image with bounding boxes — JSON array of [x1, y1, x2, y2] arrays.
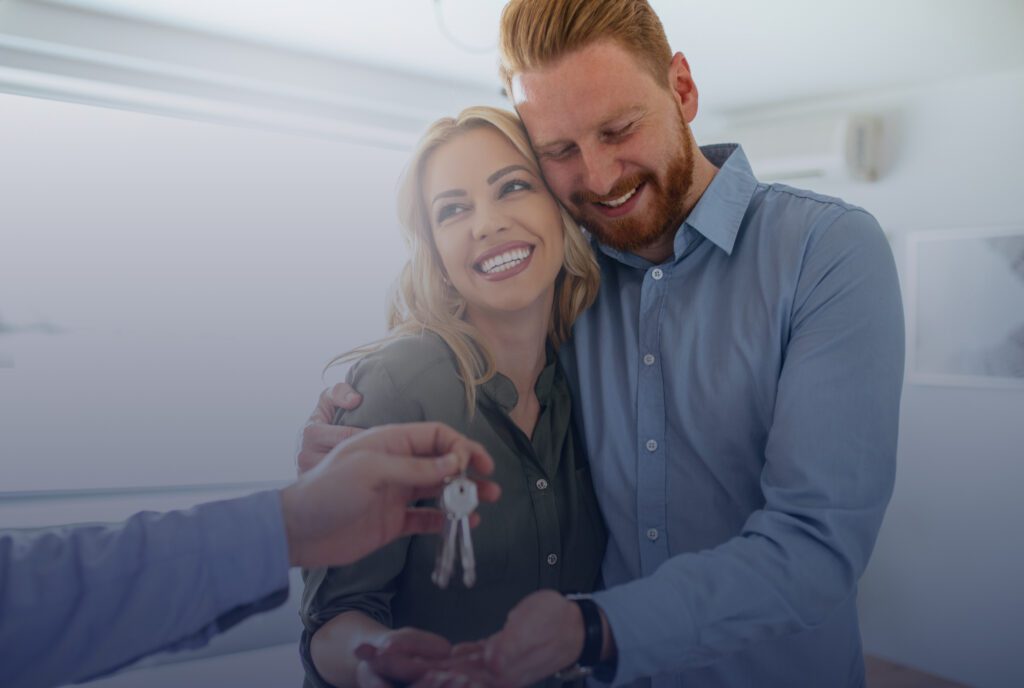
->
[[465, 292, 551, 321]]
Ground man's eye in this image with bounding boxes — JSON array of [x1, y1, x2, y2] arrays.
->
[[606, 122, 635, 140], [436, 204, 466, 223], [544, 145, 576, 161], [500, 179, 532, 196]]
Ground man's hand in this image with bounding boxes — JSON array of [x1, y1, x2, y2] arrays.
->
[[297, 382, 365, 474], [281, 422, 501, 568], [477, 591, 603, 687]]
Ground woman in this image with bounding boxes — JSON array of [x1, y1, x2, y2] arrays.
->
[[300, 107, 605, 688]]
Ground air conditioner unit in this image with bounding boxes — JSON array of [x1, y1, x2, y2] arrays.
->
[[719, 112, 884, 183]]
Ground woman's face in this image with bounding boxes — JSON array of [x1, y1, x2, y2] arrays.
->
[[423, 126, 565, 321]]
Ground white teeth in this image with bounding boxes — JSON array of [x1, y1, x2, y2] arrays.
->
[[480, 247, 532, 274], [598, 185, 638, 208]]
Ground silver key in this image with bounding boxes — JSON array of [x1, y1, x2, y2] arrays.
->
[[432, 475, 478, 588], [459, 512, 476, 587], [432, 511, 459, 588]]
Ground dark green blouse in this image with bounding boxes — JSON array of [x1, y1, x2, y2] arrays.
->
[[300, 333, 605, 685]]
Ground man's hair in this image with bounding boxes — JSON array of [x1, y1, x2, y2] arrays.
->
[[499, 0, 673, 91]]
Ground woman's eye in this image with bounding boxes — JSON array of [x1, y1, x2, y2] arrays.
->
[[500, 179, 532, 196], [436, 204, 466, 224]]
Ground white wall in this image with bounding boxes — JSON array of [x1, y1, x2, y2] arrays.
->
[[704, 68, 1024, 688], [0, 92, 437, 491]]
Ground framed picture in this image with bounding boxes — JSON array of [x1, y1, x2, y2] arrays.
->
[[906, 226, 1024, 388]]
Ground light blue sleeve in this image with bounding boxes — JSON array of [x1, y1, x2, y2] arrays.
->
[[0, 489, 291, 688], [593, 209, 905, 683]]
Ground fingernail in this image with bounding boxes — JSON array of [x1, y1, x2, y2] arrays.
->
[[345, 392, 360, 404]]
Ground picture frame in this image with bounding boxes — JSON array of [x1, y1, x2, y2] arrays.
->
[[906, 226, 1024, 388]]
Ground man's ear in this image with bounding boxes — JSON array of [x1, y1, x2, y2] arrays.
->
[[668, 52, 699, 123]]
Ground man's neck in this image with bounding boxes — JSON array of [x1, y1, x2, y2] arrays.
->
[[632, 149, 720, 265]]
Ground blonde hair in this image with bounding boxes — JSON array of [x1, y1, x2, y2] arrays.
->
[[499, 0, 672, 92], [328, 106, 600, 413]]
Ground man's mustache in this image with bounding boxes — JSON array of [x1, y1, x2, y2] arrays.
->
[[570, 172, 653, 207]]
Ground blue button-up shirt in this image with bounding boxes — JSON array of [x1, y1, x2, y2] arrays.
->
[[562, 144, 904, 687]]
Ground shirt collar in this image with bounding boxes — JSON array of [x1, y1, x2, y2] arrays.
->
[[590, 143, 758, 266], [479, 344, 559, 412], [683, 143, 758, 257]]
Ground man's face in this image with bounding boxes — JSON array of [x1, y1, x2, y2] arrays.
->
[[512, 40, 696, 254]]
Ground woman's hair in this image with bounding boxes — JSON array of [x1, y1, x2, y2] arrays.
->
[[327, 106, 600, 412], [498, 0, 672, 93]]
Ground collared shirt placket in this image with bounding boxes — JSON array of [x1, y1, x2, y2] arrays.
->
[[636, 263, 671, 576]]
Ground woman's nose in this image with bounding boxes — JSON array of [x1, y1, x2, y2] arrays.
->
[[471, 206, 508, 240]]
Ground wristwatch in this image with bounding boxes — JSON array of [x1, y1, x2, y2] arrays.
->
[[554, 594, 609, 682]]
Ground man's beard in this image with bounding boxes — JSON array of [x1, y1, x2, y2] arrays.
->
[[570, 113, 695, 254]]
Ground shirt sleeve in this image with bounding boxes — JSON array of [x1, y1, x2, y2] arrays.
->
[[0, 489, 291, 688], [299, 351, 427, 684], [593, 209, 905, 683]]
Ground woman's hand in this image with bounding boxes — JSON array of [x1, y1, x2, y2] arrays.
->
[[354, 628, 455, 688]]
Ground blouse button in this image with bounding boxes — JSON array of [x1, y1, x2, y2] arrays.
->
[[547, 553, 559, 566], [536, 478, 549, 490], [651, 268, 664, 280]]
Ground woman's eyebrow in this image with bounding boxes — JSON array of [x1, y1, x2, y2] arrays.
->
[[431, 188, 466, 206], [487, 164, 532, 185]]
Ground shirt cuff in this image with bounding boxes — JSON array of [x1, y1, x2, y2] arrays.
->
[[592, 577, 698, 686]]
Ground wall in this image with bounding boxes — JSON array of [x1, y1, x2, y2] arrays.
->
[[705, 68, 1024, 688]]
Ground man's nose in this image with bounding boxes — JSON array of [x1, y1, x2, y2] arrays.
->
[[580, 144, 621, 198]]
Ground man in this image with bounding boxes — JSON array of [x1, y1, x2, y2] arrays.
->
[[0, 422, 499, 688], [304, 1, 905, 686]]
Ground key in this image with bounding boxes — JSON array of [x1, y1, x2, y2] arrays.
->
[[459, 511, 476, 587], [431, 474, 478, 589], [431, 514, 458, 588], [431, 477, 462, 588]]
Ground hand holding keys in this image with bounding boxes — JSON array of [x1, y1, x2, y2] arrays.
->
[[432, 473, 478, 588]]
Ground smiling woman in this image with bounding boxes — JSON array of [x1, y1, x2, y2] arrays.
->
[[300, 107, 606, 688]]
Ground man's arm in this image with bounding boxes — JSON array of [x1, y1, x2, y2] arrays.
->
[[0, 423, 499, 688], [0, 491, 291, 688], [482, 209, 905, 685]]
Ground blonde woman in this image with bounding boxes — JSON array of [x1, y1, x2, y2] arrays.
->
[[299, 107, 606, 688]]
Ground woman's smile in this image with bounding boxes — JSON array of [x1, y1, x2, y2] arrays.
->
[[473, 241, 536, 281]]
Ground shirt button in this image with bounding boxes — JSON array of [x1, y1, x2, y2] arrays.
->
[[646, 528, 659, 542], [547, 553, 558, 566], [646, 439, 658, 452], [535, 478, 549, 490], [651, 268, 664, 280], [643, 353, 656, 366]]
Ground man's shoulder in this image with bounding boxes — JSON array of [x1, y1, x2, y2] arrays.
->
[[750, 182, 883, 247]]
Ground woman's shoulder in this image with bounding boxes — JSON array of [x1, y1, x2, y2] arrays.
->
[[349, 331, 459, 397]]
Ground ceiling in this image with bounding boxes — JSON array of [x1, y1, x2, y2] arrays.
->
[[49, 0, 1024, 113]]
